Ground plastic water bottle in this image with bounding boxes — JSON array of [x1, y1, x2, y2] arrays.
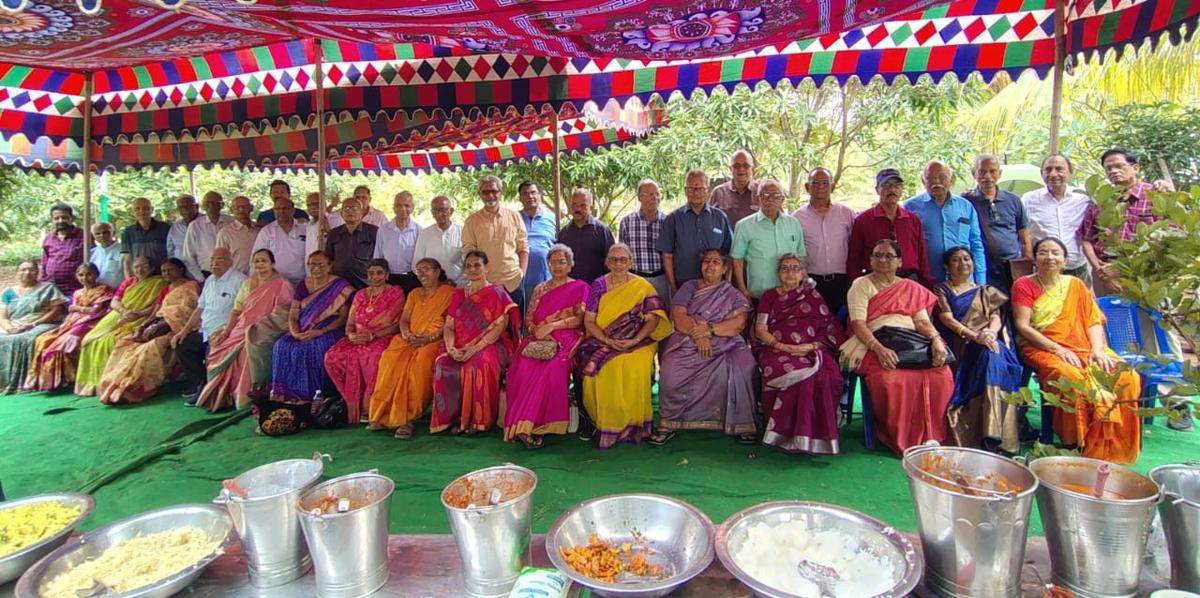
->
[[313, 390, 323, 409]]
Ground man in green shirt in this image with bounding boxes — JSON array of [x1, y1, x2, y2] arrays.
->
[[731, 179, 806, 301]]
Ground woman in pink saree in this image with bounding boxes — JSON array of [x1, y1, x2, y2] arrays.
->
[[431, 251, 520, 434], [195, 249, 294, 412], [324, 259, 404, 424], [24, 264, 113, 392], [503, 244, 588, 448]]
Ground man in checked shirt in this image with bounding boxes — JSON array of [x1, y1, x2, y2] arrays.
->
[[618, 178, 670, 301]]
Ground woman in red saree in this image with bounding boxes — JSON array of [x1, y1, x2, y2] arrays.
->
[[24, 264, 113, 392], [324, 259, 404, 424], [1012, 237, 1140, 464], [840, 239, 953, 455], [431, 250, 520, 434]]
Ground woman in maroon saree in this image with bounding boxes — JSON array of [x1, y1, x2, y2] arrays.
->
[[754, 254, 844, 455]]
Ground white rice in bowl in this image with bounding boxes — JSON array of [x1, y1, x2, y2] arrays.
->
[[731, 519, 896, 597]]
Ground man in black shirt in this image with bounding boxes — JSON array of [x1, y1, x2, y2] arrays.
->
[[324, 199, 378, 289]]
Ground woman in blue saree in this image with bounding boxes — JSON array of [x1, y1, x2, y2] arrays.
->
[[935, 246, 1025, 452]]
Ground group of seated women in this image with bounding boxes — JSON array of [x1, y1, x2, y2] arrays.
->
[[0, 234, 1143, 464]]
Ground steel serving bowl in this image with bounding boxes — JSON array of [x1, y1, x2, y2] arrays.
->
[[545, 493, 715, 598], [0, 493, 94, 585], [715, 500, 922, 598], [14, 503, 234, 598]]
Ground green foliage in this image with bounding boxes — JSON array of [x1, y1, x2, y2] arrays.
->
[[1103, 102, 1200, 187], [0, 239, 41, 266]]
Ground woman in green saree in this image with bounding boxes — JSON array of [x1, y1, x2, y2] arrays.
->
[[0, 260, 66, 393], [74, 256, 167, 396]]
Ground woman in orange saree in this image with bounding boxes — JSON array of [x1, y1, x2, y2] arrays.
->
[[1012, 237, 1140, 464], [24, 264, 113, 392], [430, 251, 519, 434]]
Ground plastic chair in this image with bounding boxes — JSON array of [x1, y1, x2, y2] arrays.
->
[[1096, 295, 1184, 425], [836, 305, 877, 450]]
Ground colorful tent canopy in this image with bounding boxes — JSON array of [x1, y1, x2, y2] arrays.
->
[[0, 0, 1196, 174]]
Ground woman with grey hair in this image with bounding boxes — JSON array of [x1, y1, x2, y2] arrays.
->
[[503, 244, 588, 448]]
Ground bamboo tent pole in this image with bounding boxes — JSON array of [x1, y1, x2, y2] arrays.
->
[[314, 39, 328, 249], [1048, 0, 1067, 154], [551, 110, 562, 224], [81, 73, 93, 263]]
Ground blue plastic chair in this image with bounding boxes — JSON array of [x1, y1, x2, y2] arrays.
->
[[1096, 295, 1184, 425], [836, 305, 876, 450]]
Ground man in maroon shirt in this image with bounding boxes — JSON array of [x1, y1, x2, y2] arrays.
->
[[40, 203, 84, 296], [846, 169, 933, 287]]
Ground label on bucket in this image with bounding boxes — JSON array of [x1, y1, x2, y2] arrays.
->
[[508, 567, 569, 598]]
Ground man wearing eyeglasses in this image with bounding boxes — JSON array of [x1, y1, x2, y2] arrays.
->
[[963, 155, 1031, 294], [793, 167, 855, 315], [708, 149, 759, 228], [847, 169, 933, 286], [903, 160, 987, 286], [657, 170, 733, 295], [461, 175, 530, 311], [731, 179, 805, 302]]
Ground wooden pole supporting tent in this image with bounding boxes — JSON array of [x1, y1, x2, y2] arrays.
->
[[1048, 0, 1067, 155], [551, 110, 562, 224], [314, 39, 328, 250], [81, 74, 93, 264]]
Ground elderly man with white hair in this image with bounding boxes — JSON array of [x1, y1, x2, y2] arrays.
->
[[730, 178, 805, 301], [88, 221, 125, 289], [619, 178, 669, 300], [461, 174, 530, 311], [902, 160, 987, 285]]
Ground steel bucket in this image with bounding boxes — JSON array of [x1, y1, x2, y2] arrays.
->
[[213, 453, 328, 587], [1149, 463, 1200, 591], [297, 471, 394, 598], [1031, 456, 1162, 598], [442, 464, 538, 597], [902, 443, 1038, 598]]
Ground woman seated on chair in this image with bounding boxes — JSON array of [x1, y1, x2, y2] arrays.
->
[[840, 239, 953, 455], [652, 248, 757, 445], [754, 254, 844, 455], [934, 246, 1025, 452], [576, 243, 672, 448], [1011, 237, 1141, 464], [367, 258, 454, 439], [503, 244, 588, 448], [75, 257, 167, 396], [25, 264, 114, 392], [0, 260, 66, 393], [97, 258, 200, 404], [431, 250, 520, 435]]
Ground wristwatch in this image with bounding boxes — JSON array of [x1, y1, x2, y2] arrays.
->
[[707, 322, 716, 336]]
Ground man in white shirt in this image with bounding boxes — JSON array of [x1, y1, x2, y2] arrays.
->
[[167, 193, 199, 262], [413, 195, 464, 284], [1021, 154, 1093, 282], [328, 185, 389, 229], [88, 221, 124, 289], [175, 247, 246, 404], [182, 191, 233, 279], [373, 191, 423, 292], [214, 196, 259, 274], [251, 198, 309, 284]]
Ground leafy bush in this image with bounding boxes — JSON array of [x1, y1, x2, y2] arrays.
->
[[1104, 102, 1200, 188], [0, 239, 42, 266]]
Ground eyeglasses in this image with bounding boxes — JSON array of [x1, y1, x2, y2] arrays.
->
[[779, 265, 805, 273], [607, 256, 631, 263], [870, 253, 898, 260], [759, 192, 785, 200], [685, 186, 708, 192], [415, 266, 437, 274], [307, 262, 330, 268], [879, 182, 904, 190]]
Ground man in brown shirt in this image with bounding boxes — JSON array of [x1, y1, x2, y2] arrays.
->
[[461, 174, 530, 311], [708, 148, 759, 227]]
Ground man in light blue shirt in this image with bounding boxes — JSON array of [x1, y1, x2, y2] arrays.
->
[[175, 247, 246, 404], [903, 160, 987, 284], [88, 221, 124, 289], [518, 180, 559, 300], [373, 191, 423, 292]]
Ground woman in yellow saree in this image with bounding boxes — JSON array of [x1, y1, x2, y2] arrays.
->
[[74, 257, 167, 396], [576, 244, 672, 448], [1012, 237, 1141, 464]]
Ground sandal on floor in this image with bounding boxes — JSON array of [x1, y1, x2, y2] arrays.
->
[[735, 434, 758, 445], [519, 435, 544, 450], [366, 423, 387, 431], [647, 430, 675, 446], [394, 425, 414, 439]]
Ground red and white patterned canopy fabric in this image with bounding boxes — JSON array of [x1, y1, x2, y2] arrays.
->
[[0, 0, 1195, 173]]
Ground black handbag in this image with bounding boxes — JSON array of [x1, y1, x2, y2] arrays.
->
[[311, 394, 348, 429], [873, 326, 955, 369]]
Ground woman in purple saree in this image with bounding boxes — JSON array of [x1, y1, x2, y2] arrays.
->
[[503, 244, 588, 448], [653, 249, 757, 444], [753, 254, 844, 455]]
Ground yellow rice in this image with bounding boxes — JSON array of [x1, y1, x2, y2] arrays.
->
[[0, 501, 81, 557]]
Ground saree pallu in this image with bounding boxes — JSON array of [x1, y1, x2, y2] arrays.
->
[[0, 283, 66, 393], [74, 276, 166, 395], [97, 281, 200, 404], [431, 284, 520, 433], [840, 277, 953, 455], [1015, 276, 1141, 464], [368, 284, 454, 428], [576, 276, 672, 448], [755, 282, 844, 455], [659, 280, 757, 436], [324, 285, 405, 423], [503, 279, 589, 441], [270, 277, 353, 404], [935, 284, 1025, 452], [196, 276, 293, 412], [25, 285, 113, 391]]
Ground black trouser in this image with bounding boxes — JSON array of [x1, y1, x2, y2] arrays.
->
[[508, 284, 527, 318], [811, 273, 851, 316], [387, 272, 421, 293], [175, 331, 207, 392]]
